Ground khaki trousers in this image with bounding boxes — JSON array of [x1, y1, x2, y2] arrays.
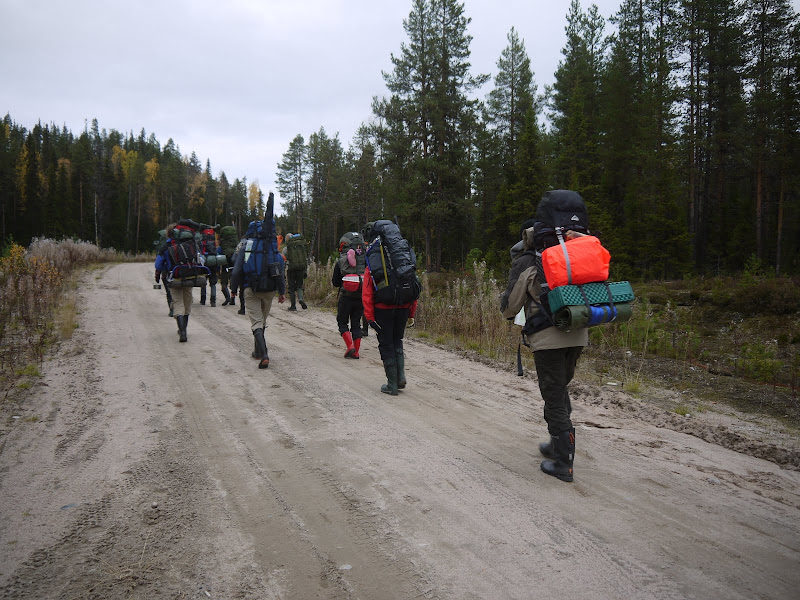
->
[[172, 286, 193, 316], [244, 287, 276, 332]]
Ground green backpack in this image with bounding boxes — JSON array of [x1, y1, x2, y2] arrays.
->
[[219, 226, 239, 258], [286, 235, 308, 272]]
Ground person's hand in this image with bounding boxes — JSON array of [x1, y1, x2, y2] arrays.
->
[[407, 317, 415, 328], [278, 294, 286, 303], [369, 320, 381, 331], [155, 270, 161, 283]]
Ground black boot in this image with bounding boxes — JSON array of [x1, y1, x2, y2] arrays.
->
[[253, 328, 269, 369], [221, 287, 231, 306], [298, 288, 307, 309], [200, 287, 206, 305], [238, 293, 246, 315], [176, 315, 188, 343], [210, 290, 216, 307], [381, 358, 399, 396], [230, 295, 236, 306], [288, 291, 297, 311], [540, 428, 574, 482], [396, 349, 406, 389]]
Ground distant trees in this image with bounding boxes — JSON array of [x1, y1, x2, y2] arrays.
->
[[0, 115, 263, 252]]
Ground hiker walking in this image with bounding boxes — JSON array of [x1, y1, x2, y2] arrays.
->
[[229, 193, 285, 369], [154, 225, 175, 317], [332, 232, 367, 358], [199, 224, 222, 307], [230, 238, 247, 315], [362, 221, 421, 395], [218, 225, 239, 306], [283, 233, 309, 310], [155, 220, 209, 343], [500, 190, 592, 483]]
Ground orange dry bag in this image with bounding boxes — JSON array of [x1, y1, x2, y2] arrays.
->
[[541, 235, 610, 288]]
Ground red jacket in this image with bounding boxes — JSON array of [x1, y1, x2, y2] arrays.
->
[[361, 266, 418, 322]]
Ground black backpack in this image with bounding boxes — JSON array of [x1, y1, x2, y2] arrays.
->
[[365, 220, 421, 305]]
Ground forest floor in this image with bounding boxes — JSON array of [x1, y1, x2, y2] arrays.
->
[[0, 263, 798, 599]]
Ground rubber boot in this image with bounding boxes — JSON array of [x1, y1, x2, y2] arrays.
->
[[539, 437, 557, 459], [381, 358, 399, 396], [298, 288, 307, 309], [396, 349, 406, 389], [361, 316, 368, 337], [238, 292, 246, 315], [342, 332, 356, 358], [230, 294, 236, 306], [221, 287, 231, 306], [251, 336, 259, 358], [253, 328, 269, 369], [540, 428, 575, 482], [176, 315, 188, 343], [210, 288, 216, 307], [288, 291, 297, 311], [168, 303, 174, 318], [352, 337, 361, 359], [200, 286, 206, 305]]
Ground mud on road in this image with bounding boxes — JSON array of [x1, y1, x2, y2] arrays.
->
[[0, 263, 798, 599]]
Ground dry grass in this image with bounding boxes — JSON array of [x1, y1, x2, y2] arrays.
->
[[0, 238, 150, 401]]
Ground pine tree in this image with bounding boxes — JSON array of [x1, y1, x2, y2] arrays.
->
[[276, 134, 307, 235]]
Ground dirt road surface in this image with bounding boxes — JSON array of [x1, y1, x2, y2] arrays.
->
[[1, 263, 798, 599]]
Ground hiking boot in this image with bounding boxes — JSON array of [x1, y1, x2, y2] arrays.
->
[[539, 437, 557, 459], [253, 328, 269, 369], [396, 349, 406, 389], [168, 306, 174, 317], [342, 332, 356, 358], [540, 428, 574, 482], [298, 289, 307, 309], [176, 315, 188, 343], [238, 306, 246, 315], [381, 358, 399, 396], [230, 296, 236, 306], [221, 288, 231, 306], [288, 304, 297, 311], [352, 337, 361, 359]]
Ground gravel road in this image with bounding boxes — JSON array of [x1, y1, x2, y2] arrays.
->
[[0, 262, 798, 599]]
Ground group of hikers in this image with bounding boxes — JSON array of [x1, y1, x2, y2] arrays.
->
[[154, 190, 629, 483]]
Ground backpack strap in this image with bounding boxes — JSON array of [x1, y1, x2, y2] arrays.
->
[[555, 227, 573, 285]]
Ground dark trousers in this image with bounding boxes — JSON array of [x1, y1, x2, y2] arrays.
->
[[337, 294, 364, 339], [374, 306, 409, 361], [533, 347, 583, 435], [287, 269, 304, 293]]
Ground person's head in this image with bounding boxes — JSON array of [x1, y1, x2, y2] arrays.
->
[[166, 223, 176, 238], [286, 233, 293, 240]]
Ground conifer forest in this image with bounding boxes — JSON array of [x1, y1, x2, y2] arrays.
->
[[2, 0, 799, 280]]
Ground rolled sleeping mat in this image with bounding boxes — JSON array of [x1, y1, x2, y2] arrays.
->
[[554, 302, 633, 331], [204, 254, 228, 268]]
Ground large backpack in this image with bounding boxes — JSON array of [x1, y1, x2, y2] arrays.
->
[[242, 219, 282, 293], [219, 225, 238, 259], [285, 234, 308, 272], [166, 221, 208, 286], [365, 220, 421, 305], [337, 232, 367, 296], [523, 191, 633, 333]]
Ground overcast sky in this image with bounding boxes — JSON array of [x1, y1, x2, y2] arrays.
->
[[3, 0, 797, 214]]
